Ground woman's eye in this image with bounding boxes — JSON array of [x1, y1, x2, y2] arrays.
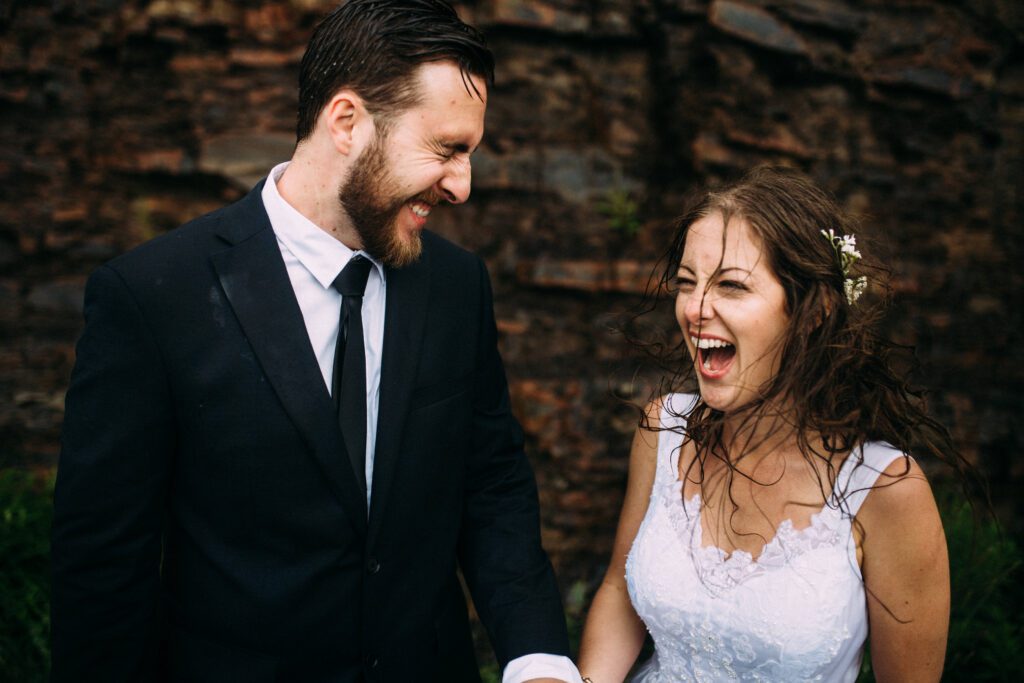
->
[[675, 277, 695, 291], [718, 280, 747, 292]]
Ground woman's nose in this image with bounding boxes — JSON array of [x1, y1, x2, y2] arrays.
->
[[683, 290, 711, 323]]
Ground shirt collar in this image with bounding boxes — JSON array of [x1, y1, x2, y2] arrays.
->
[[262, 161, 386, 288]]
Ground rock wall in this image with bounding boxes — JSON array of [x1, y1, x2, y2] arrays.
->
[[2, 0, 1022, 588]]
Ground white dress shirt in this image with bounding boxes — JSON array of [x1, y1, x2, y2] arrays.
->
[[262, 162, 385, 508], [262, 162, 582, 683]]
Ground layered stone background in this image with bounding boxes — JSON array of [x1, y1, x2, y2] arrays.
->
[[2, 0, 1022, 608]]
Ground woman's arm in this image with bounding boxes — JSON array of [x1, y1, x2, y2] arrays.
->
[[577, 400, 662, 683], [858, 457, 949, 682]]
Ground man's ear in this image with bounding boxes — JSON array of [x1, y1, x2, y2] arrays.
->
[[322, 90, 365, 156]]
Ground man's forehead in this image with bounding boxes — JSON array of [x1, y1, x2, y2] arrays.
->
[[412, 61, 488, 104]]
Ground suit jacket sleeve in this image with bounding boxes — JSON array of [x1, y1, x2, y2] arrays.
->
[[51, 264, 173, 682], [457, 259, 570, 668]]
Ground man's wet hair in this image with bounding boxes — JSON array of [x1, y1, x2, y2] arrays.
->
[[296, 0, 495, 141]]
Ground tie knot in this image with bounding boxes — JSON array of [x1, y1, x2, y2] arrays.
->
[[333, 255, 373, 297]]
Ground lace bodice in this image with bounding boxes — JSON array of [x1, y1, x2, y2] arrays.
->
[[625, 394, 904, 682]]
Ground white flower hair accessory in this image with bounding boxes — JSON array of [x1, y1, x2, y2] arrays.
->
[[821, 228, 867, 304]]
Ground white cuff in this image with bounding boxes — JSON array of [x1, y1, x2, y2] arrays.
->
[[502, 653, 584, 683]]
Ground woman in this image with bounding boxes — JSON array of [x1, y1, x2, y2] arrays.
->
[[578, 167, 961, 682]]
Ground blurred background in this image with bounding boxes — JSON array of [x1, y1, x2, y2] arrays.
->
[[1, 0, 1022, 679]]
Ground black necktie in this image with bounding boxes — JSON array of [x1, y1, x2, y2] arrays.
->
[[331, 255, 373, 498]]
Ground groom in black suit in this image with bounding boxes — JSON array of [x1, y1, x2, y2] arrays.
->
[[50, 2, 579, 681]]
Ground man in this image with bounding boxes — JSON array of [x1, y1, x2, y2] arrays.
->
[[50, 2, 581, 681]]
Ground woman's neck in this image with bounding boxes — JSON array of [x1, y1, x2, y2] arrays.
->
[[716, 400, 835, 471]]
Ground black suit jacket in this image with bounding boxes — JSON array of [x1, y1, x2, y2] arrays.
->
[[51, 182, 570, 682]]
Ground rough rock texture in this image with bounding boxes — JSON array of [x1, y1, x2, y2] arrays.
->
[[2, 0, 1022, 599]]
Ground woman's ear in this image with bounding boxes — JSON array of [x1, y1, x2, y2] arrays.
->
[[808, 283, 838, 332]]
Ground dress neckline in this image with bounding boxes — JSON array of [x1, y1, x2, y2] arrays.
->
[[662, 449, 856, 591]]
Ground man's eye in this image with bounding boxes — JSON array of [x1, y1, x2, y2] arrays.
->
[[439, 146, 464, 160]]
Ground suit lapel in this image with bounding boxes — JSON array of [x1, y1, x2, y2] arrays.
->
[[210, 185, 368, 537], [367, 245, 431, 543]]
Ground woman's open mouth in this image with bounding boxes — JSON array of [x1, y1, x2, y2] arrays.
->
[[692, 336, 735, 378]]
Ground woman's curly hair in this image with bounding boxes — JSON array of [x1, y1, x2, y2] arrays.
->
[[643, 166, 973, 521]]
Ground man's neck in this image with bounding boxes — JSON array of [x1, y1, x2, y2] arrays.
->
[[277, 150, 361, 249]]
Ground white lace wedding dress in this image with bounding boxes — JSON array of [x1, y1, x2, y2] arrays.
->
[[625, 394, 904, 682]]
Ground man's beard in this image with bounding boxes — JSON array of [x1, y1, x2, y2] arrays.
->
[[338, 131, 424, 269]]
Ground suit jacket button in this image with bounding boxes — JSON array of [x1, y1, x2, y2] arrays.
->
[[366, 557, 381, 574]]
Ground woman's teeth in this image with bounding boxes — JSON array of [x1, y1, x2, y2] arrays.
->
[[691, 337, 734, 371], [691, 337, 733, 349]]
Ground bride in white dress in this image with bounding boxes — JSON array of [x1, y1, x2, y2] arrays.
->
[[578, 167, 960, 682]]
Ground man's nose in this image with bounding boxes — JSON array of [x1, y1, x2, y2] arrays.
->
[[438, 159, 471, 205]]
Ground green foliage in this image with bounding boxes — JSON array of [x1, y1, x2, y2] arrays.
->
[[0, 469, 53, 682], [858, 491, 1024, 681], [564, 578, 587, 650], [478, 662, 500, 683], [597, 189, 642, 240], [942, 494, 1024, 680]]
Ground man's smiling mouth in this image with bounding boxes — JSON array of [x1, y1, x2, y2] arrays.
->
[[409, 201, 432, 218]]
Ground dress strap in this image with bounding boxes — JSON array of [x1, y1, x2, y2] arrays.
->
[[654, 393, 697, 487], [832, 442, 910, 517]]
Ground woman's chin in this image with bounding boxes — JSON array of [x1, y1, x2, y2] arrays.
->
[[696, 384, 752, 415], [697, 388, 730, 412]]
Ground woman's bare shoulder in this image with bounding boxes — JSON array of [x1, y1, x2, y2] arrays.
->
[[859, 455, 937, 523]]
